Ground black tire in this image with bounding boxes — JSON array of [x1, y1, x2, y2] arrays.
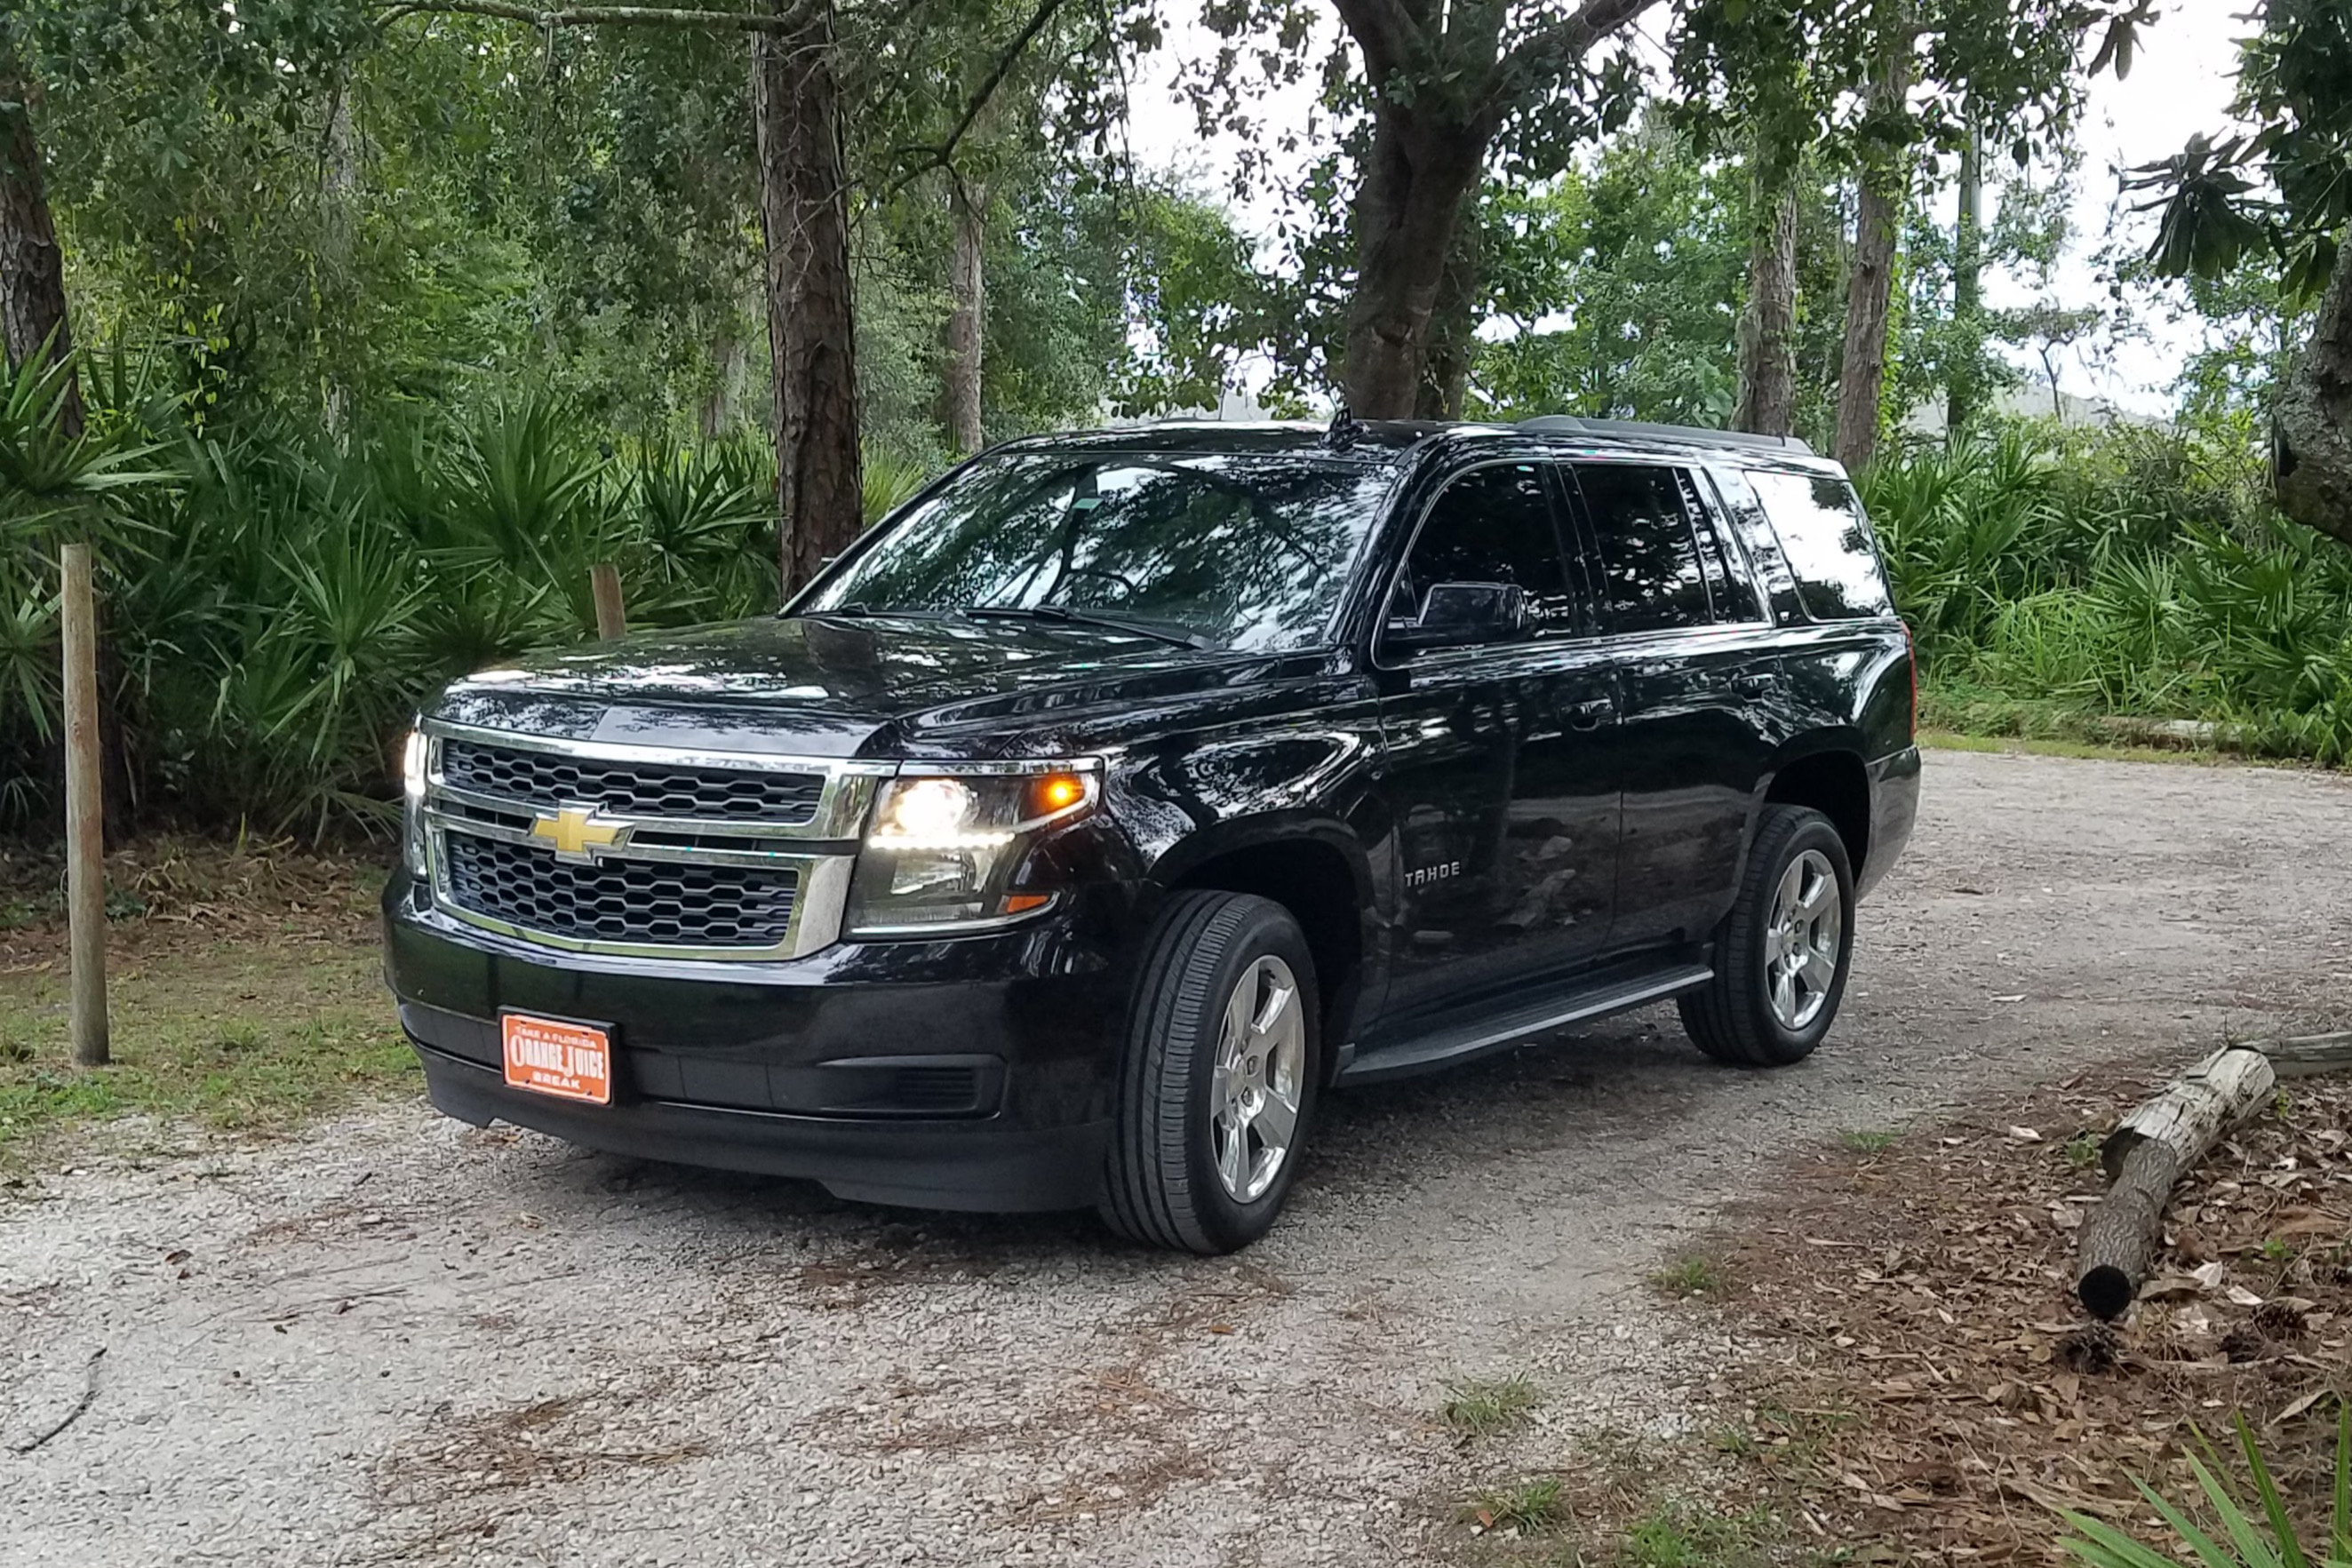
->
[[1679, 804, 1855, 1068], [1099, 891, 1321, 1254]]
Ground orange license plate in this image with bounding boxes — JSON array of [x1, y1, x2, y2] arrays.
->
[[500, 1014, 613, 1105]]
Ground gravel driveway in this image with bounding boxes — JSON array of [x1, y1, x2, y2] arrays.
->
[[5, 749, 2348, 1568]]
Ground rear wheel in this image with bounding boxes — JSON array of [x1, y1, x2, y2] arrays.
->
[[1100, 891, 1320, 1254], [1679, 805, 1854, 1067]]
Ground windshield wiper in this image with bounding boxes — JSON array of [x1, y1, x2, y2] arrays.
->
[[962, 603, 1212, 650]]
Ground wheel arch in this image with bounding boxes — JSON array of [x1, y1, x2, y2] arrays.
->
[[1758, 740, 1873, 881]]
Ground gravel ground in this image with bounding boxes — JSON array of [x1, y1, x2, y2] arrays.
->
[[4, 749, 2348, 1568]]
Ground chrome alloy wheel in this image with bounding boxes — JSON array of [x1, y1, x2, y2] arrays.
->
[[1208, 955, 1306, 1203], [1765, 848, 1841, 1031]]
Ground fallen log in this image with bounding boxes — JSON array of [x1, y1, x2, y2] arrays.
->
[[2244, 1031, 2352, 1079], [2075, 1047, 2276, 1320]]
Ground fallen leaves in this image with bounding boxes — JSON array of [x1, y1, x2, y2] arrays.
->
[[1668, 1067, 2352, 1559]]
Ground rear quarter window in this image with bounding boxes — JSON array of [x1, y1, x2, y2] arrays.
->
[[1745, 469, 1894, 621]]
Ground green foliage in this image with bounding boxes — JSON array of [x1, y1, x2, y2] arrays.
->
[[0, 355, 833, 839], [1868, 421, 2352, 764], [1441, 1373, 1542, 1437], [2056, 1408, 2350, 1568]]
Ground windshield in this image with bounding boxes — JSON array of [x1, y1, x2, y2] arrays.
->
[[800, 451, 1397, 651]]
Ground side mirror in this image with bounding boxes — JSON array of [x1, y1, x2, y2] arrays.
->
[[1386, 582, 1529, 651]]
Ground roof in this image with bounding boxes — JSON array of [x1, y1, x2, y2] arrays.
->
[[994, 417, 1825, 466]]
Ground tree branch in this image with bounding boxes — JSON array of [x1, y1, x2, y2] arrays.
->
[[1479, 0, 1647, 130], [881, 0, 1070, 197], [374, 0, 825, 35], [1328, 0, 1422, 84]]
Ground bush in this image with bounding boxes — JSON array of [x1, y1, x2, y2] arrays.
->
[[1863, 422, 2352, 763], [0, 353, 936, 839]]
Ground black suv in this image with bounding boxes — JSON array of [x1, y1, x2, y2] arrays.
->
[[385, 417, 1919, 1253]]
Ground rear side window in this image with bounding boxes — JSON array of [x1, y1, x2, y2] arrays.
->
[[1399, 463, 1580, 635], [1571, 463, 1711, 633], [1746, 470, 1894, 621], [1679, 471, 1765, 624]]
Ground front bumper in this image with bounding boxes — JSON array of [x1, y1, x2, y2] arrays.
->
[[385, 874, 1136, 1212]]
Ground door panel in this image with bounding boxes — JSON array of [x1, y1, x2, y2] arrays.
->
[[1378, 644, 1620, 1016], [1563, 461, 1774, 950], [1371, 459, 1621, 1020]]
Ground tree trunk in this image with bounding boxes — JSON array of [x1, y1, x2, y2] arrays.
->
[[2274, 237, 2352, 548], [1733, 163, 1799, 437], [944, 178, 986, 456], [1415, 218, 1480, 419], [752, 0, 863, 599], [1946, 116, 1984, 436], [0, 64, 82, 438], [2074, 1047, 2276, 1320], [1340, 114, 1486, 418], [1834, 18, 1914, 474]]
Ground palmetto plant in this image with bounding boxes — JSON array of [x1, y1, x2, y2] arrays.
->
[[0, 347, 943, 838], [2060, 1410, 2351, 1568]]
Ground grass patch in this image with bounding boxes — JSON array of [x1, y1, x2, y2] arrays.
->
[[1465, 1473, 1564, 1534], [2063, 1131, 2102, 1170], [0, 935, 415, 1166], [1442, 1374, 1541, 1437], [1917, 728, 2237, 768], [1836, 1127, 1898, 1155], [1616, 1502, 1776, 1567], [1649, 1254, 1726, 1299]]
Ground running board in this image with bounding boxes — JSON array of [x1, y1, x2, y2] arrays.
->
[[1337, 963, 1714, 1084]]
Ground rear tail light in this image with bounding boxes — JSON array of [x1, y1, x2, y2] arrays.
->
[[1902, 621, 1918, 741]]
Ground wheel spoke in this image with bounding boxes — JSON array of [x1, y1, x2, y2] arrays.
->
[[1216, 1116, 1249, 1193], [1800, 948, 1836, 996], [1775, 859, 1806, 919], [1772, 967, 1797, 1023], [1250, 980, 1296, 1041], [1221, 974, 1257, 1061], [1256, 1086, 1298, 1150]]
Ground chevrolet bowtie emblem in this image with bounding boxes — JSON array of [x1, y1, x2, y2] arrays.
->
[[530, 805, 626, 862]]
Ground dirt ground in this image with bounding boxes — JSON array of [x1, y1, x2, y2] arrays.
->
[[3, 748, 2348, 1568]]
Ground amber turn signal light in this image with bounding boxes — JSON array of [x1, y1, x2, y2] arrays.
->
[[1025, 771, 1089, 818]]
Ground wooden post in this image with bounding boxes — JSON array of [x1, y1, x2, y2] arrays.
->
[[590, 563, 626, 641], [60, 542, 108, 1068]]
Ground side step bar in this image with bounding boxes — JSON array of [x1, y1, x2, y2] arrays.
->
[[1337, 963, 1714, 1084]]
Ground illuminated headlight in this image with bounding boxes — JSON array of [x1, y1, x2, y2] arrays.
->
[[399, 728, 429, 877], [400, 729, 428, 800], [848, 764, 1100, 935]]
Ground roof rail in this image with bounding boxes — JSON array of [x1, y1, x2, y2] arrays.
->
[[1514, 415, 1814, 456]]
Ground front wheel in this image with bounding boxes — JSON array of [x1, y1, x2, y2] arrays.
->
[[1679, 805, 1855, 1067], [1099, 891, 1320, 1254]]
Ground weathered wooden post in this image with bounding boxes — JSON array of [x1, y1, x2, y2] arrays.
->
[[60, 542, 108, 1067], [590, 563, 627, 641]]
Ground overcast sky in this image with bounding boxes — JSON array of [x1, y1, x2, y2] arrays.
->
[[1122, 1, 2249, 415]]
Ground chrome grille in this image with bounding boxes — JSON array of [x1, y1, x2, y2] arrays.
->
[[440, 738, 824, 826], [419, 723, 879, 959], [444, 833, 799, 948]]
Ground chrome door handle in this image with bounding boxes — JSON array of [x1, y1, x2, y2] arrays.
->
[[1567, 698, 1615, 730], [1730, 672, 1781, 697]]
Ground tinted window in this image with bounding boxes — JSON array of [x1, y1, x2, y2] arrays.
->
[[1747, 470, 1895, 621], [805, 452, 1398, 651], [1397, 464, 1577, 634], [1574, 463, 1712, 633], [1680, 471, 1765, 624], [1703, 467, 1804, 623]]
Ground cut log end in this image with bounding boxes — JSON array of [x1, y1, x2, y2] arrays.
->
[[2077, 1265, 2136, 1323]]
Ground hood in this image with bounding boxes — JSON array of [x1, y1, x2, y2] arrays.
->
[[426, 612, 1310, 760]]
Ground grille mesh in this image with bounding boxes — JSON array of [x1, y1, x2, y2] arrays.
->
[[441, 740, 824, 825], [443, 832, 800, 948]]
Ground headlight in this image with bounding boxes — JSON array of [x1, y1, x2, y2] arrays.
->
[[847, 763, 1099, 935], [399, 728, 429, 876], [400, 728, 428, 800]]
